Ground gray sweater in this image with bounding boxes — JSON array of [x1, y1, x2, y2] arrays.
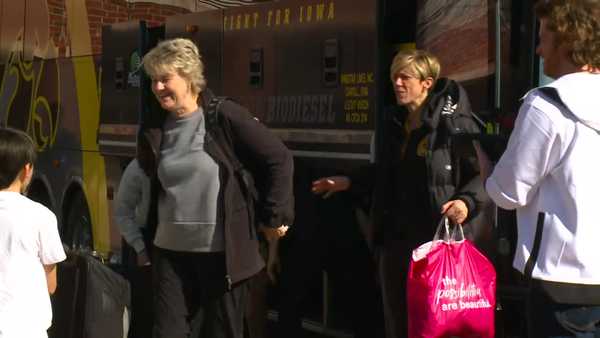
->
[[153, 109, 224, 252], [114, 159, 151, 253]]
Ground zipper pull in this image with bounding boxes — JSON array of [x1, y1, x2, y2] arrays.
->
[[225, 275, 232, 291]]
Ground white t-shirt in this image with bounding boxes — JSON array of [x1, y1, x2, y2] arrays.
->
[[0, 191, 66, 338]]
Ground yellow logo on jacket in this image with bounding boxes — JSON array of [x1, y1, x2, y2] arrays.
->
[[416, 137, 428, 157]]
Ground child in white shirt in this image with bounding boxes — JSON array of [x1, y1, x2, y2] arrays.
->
[[0, 127, 66, 338]]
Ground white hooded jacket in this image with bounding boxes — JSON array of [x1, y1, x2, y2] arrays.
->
[[486, 71, 600, 284]]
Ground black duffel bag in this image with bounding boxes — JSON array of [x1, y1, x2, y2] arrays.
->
[[49, 251, 131, 338]]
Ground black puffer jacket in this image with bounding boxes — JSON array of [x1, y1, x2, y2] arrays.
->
[[140, 89, 294, 284], [351, 78, 487, 245]]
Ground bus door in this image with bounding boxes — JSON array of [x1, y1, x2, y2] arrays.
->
[[99, 20, 152, 158], [98, 20, 164, 263]]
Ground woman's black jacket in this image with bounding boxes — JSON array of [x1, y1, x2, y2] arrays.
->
[[350, 78, 488, 246], [139, 89, 295, 285]]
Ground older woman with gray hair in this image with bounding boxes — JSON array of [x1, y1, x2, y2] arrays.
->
[[140, 38, 294, 338]]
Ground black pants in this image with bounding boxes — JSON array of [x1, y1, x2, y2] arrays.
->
[[122, 238, 154, 338], [527, 281, 600, 337], [128, 265, 154, 338], [276, 238, 382, 338], [152, 248, 248, 338], [376, 238, 422, 338]]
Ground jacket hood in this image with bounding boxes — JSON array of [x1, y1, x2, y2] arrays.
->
[[545, 72, 600, 131], [421, 78, 472, 131]]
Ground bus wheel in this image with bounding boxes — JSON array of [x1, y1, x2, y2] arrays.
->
[[64, 190, 93, 252]]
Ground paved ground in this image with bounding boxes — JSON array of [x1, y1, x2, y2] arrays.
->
[[265, 319, 355, 338]]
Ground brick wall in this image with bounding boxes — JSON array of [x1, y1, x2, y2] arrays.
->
[[47, 0, 191, 56], [426, 15, 490, 79], [416, 1, 491, 80], [47, 0, 69, 57]]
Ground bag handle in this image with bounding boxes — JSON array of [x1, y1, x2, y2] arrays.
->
[[432, 216, 465, 244]]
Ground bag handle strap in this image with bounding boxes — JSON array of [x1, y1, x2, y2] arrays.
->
[[432, 216, 465, 244], [523, 212, 545, 280]]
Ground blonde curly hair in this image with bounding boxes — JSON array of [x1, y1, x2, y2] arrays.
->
[[535, 0, 600, 69], [142, 38, 206, 94]]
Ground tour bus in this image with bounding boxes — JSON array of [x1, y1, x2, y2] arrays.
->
[[0, 0, 546, 336]]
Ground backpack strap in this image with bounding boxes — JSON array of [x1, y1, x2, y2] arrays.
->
[[205, 96, 226, 132], [204, 96, 259, 203], [524, 88, 583, 281], [523, 212, 546, 280], [537, 87, 561, 106], [537, 87, 595, 132], [205, 96, 243, 172], [518, 90, 557, 282]]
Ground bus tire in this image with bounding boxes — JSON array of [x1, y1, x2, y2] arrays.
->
[[63, 189, 93, 252]]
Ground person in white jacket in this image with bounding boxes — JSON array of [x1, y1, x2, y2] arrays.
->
[[477, 0, 600, 336]]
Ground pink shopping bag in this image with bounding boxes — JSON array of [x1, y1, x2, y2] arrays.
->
[[407, 219, 496, 338]]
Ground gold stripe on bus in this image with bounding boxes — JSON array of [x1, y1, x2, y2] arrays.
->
[[66, 0, 110, 255]]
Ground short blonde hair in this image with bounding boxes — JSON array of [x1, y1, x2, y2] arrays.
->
[[142, 38, 206, 94], [390, 49, 441, 84]]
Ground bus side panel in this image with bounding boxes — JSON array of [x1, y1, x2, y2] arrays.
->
[[0, 1, 25, 64], [223, 0, 378, 133], [222, 6, 275, 121], [0, 0, 26, 130], [222, 1, 380, 333], [165, 10, 224, 95]]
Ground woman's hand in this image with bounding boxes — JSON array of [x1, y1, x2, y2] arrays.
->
[[441, 199, 468, 225], [137, 249, 151, 267], [260, 225, 289, 242], [311, 176, 351, 198]]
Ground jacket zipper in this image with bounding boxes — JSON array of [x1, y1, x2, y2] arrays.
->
[[426, 130, 437, 214]]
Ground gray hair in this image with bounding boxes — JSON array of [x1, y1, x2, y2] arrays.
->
[[142, 38, 206, 94]]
